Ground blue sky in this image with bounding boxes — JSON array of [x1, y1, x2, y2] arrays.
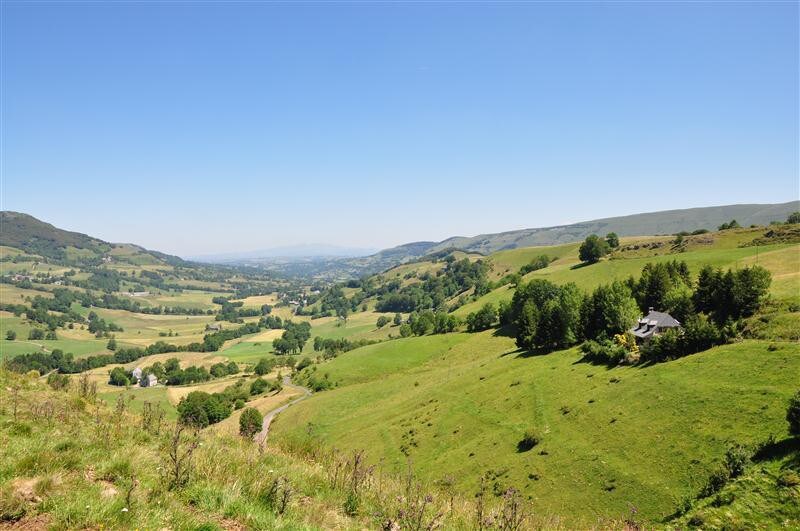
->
[[2, 2, 798, 256]]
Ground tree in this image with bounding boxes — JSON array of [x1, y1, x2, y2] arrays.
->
[[28, 328, 45, 340], [107, 338, 117, 351], [376, 315, 390, 328], [605, 232, 619, 248], [787, 212, 800, 224], [178, 391, 211, 428], [578, 235, 608, 264], [393, 313, 403, 326], [250, 378, 269, 396], [108, 366, 130, 386], [399, 324, 413, 337], [239, 407, 263, 438], [718, 219, 740, 231], [787, 390, 800, 436], [466, 303, 497, 332], [6, 330, 16, 341], [581, 281, 640, 340], [254, 358, 273, 376]]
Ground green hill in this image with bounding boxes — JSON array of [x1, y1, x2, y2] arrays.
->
[[273, 225, 800, 527], [0, 211, 185, 265]]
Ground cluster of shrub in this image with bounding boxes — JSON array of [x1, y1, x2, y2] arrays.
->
[[7, 340, 179, 375], [213, 297, 270, 323], [490, 255, 554, 290], [374, 258, 490, 313], [466, 259, 771, 365], [177, 377, 282, 428], [272, 321, 312, 355], [312, 336, 379, 358], [86, 311, 123, 336], [108, 357, 241, 386], [295, 364, 334, 392], [396, 310, 460, 337]]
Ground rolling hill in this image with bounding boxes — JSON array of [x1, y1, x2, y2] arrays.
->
[[199, 201, 799, 278], [0, 211, 185, 265]]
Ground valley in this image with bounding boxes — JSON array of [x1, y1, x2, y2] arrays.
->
[[1, 208, 799, 529]]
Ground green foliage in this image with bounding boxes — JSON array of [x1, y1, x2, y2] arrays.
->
[[606, 232, 619, 248], [787, 211, 800, 224], [466, 303, 497, 332], [511, 279, 583, 351], [5, 330, 15, 340], [177, 391, 232, 428], [518, 255, 553, 275], [108, 366, 130, 387], [375, 258, 489, 313], [255, 357, 274, 376], [578, 235, 609, 264], [376, 315, 390, 328], [580, 281, 640, 341], [628, 260, 692, 312], [694, 265, 772, 324], [239, 407, 263, 438], [718, 219, 741, 230], [250, 378, 270, 396]]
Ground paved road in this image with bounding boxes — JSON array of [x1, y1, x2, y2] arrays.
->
[[254, 375, 311, 445]]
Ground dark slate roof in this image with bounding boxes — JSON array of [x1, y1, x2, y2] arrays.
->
[[630, 310, 681, 338]]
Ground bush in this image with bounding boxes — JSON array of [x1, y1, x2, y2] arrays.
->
[[254, 358, 274, 376], [46, 372, 70, 391], [108, 367, 130, 386], [5, 330, 16, 341], [723, 444, 750, 478], [580, 339, 627, 366], [376, 316, 390, 328], [517, 429, 540, 452], [250, 378, 269, 396], [466, 303, 497, 332], [787, 390, 800, 436], [239, 407, 263, 438]]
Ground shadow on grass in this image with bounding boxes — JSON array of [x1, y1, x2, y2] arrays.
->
[[491, 325, 516, 339], [752, 436, 799, 464], [569, 261, 594, 270], [501, 347, 552, 359]]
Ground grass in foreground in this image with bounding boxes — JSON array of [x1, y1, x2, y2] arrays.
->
[[274, 332, 800, 526]]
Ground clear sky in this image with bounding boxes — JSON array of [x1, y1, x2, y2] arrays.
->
[[2, 2, 798, 257]]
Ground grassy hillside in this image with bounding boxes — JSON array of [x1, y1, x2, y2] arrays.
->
[[427, 201, 800, 255], [275, 332, 799, 525], [0, 211, 184, 265], [1, 371, 613, 529], [271, 224, 800, 527], [455, 228, 800, 317]]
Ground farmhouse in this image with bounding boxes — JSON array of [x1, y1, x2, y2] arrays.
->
[[630, 308, 681, 342], [140, 373, 157, 387], [131, 367, 143, 382]]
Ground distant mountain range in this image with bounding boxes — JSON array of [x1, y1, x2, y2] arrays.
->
[[188, 244, 379, 263], [2, 200, 797, 278], [207, 200, 799, 279]]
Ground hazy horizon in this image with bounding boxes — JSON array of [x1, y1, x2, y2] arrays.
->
[[2, 2, 798, 255]]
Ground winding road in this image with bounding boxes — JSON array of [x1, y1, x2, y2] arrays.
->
[[254, 375, 311, 445]]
